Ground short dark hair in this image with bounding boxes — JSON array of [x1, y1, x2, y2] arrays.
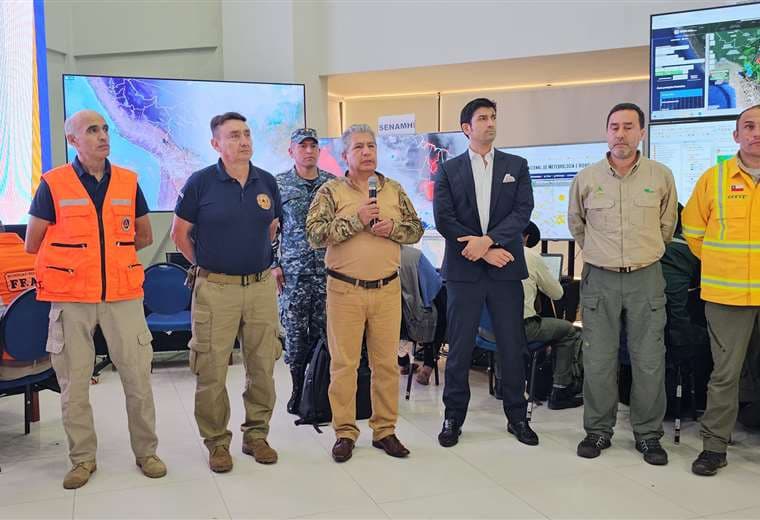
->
[[460, 98, 497, 129], [210, 112, 247, 135], [736, 104, 760, 130], [522, 221, 541, 248], [606, 103, 645, 129]]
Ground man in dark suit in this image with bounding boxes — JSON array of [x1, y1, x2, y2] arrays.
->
[[433, 98, 536, 447]]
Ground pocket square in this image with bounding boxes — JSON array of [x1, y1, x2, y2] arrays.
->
[[502, 173, 516, 183]]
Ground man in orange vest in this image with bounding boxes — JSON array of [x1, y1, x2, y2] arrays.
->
[[683, 104, 760, 476], [25, 110, 166, 489]]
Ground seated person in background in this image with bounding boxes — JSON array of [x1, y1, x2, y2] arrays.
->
[[491, 222, 583, 409], [0, 226, 51, 380], [397, 245, 446, 385]]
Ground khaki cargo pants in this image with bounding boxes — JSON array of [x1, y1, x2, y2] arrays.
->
[[47, 299, 158, 465], [189, 270, 281, 451]]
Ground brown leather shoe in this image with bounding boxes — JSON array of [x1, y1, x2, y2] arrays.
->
[[242, 438, 278, 464], [372, 434, 410, 458], [209, 445, 233, 473], [416, 366, 433, 385], [332, 438, 355, 463]]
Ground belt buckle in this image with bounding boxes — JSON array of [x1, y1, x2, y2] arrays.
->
[[366, 280, 380, 289], [241, 274, 249, 286], [620, 267, 632, 273]]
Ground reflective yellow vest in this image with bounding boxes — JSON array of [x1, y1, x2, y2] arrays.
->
[[682, 156, 760, 306]]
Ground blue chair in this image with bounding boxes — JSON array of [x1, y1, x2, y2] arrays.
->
[[476, 306, 547, 422], [143, 263, 192, 333], [0, 288, 58, 434]]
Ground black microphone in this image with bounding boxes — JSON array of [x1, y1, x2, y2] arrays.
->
[[368, 176, 378, 226]]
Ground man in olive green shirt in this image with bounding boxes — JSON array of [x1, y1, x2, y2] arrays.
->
[[568, 103, 677, 466]]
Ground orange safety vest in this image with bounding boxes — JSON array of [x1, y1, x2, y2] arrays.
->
[[0, 232, 43, 366], [0, 233, 37, 306], [35, 163, 145, 303]]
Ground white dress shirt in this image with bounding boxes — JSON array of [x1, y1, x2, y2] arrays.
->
[[468, 147, 494, 234]]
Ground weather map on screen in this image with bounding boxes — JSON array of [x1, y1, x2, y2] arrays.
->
[[0, 0, 51, 224], [651, 3, 760, 121], [63, 75, 305, 211], [500, 142, 609, 240], [318, 131, 469, 230], [649, 120, 739, 203]]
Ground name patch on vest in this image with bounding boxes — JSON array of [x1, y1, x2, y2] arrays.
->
[[6, 270, 36, 292]]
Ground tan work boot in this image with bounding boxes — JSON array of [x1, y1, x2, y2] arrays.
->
[[209, 445, 233, 473], [242, 438, 278, 464], [63, 461, 97, 489], [136, 455, 167, 478]]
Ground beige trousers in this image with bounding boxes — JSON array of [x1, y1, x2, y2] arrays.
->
[[326, 276, 401, 442], [189, 271, 281, 451], [47, 299, 157, 465]]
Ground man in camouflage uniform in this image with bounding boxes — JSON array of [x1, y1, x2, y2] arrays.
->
[[273, 128, 333, 414]]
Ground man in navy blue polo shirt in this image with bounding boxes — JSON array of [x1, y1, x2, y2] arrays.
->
[[171, 112, 282, 473]]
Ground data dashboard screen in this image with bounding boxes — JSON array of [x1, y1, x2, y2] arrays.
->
[[500, 142, 609, 240], [649, 120, 738, 202], [651, 3, 760, 121], [63, 75, 305, 211]]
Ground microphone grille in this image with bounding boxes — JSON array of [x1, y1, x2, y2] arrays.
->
[[368, 176, 378, 188]]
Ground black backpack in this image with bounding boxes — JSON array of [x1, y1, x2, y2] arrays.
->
[[296, 335, 372, 431]]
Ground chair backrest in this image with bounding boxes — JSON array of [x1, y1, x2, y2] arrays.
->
[[0, 288, 51, 362], [143, 263, 191, 315]]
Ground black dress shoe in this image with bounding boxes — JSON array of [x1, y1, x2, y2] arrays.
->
[[438, 419, 462, 447], [332, 438, 355, 463], [372, 434, 410, 458], [507, 421, 539, 446]]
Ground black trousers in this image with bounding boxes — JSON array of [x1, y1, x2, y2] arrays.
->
[[443, 277, 527, 425]]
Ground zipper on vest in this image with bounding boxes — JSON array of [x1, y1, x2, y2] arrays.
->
[[116, 241, 135, 246], [46, 266, 74, 273], [128, 263, 141, 269], [98, 211, 106, 300], [51, 242, 87, 248]]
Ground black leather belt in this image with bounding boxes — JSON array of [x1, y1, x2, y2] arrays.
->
[[326, 268, 398, 289], [591, 264, 649, 273]]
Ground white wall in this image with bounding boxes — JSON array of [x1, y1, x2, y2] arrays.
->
[[322, 0, 731, 74]]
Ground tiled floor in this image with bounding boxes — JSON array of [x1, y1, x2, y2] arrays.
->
[[2, 354, 760, 519]]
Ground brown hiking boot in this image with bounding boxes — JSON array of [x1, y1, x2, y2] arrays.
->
[[136, 455, 167, 478], [242, 438, 278, 464], [209, 445, 233, 473], [63, 461, 97, 489]]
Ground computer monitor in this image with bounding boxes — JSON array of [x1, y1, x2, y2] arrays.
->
[[63, 74, 306, 212], [648, 119, 738, 203], [541, 253, 564, 281], [650, 3, 760, 121]]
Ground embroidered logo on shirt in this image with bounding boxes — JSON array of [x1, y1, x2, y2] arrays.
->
[[596, 186, 604, 193], [257, 193, 272, 210], [730, 184, 745, 192], [502, 173, 516, 183], [644, 187, 654, 193]]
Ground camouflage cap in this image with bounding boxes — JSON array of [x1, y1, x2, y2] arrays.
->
[[291, 128, 319, 144]]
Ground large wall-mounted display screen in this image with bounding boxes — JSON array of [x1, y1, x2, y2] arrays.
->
[[651, 3, 760, 121], [649, 120, 738, 203], [500, 142, 609, 240], [0, 0, 51, 224], [63, 75, 305, 211], [318, 131, 469, 231]]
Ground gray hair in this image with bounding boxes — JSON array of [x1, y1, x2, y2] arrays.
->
[[341, 124, 375, 151], [63, 116, 76, 138]]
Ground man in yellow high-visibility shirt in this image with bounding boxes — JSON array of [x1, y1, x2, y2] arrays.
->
[[683, 104, 760, 477]]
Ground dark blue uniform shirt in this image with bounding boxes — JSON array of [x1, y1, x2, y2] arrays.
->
[[29, 157, 150, 222], [175, 159, 282, 275]]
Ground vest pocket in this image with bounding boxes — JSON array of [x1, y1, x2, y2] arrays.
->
[[41, 265, 83, 295], [119, 262, 145, 292], [59, 203, 92, 239]]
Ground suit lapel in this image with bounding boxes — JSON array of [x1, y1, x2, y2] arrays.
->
[[456, 152, 478, 221], [488, 151, 507, 220]]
